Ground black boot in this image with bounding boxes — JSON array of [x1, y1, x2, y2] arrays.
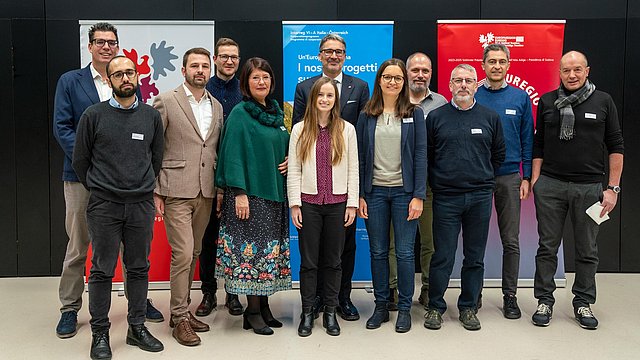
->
[[126, 324, 164, 352], [298, 307, 314, 337], [365, 303, 390, 330], [260, 296, 283, 328], [242, 311, 274, 335], [90, 331, 112, 360], [323, 306, 341, 336]]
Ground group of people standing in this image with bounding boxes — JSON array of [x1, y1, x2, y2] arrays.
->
[[53, 22, 623, 360]]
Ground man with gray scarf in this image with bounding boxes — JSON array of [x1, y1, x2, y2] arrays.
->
[[531, 51, 624, 329]]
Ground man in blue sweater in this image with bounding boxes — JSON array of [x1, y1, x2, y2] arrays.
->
[[197, 38, 244, 318], [475, 44, 534, 319], [424, 64, 505, 331]]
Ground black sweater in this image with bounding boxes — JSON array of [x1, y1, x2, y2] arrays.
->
[[72, 101, 164, 203], [426, 103, 505, 194], [533, 89, 624, 183]]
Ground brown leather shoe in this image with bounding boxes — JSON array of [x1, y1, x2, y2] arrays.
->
[[169, 312, 210, 333], [172, 318, 201, 346]]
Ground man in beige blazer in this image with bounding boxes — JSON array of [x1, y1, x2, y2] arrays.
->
[[153, 47, 223, 347]]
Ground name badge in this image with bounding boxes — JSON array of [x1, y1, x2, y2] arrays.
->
[[471, 128, 483, 135], [402, 117, 414, 123], [131, 133, 144, 140], [280, 126, 287, 131], [505, 109, 517, 115], [585, 113, 597, 119]]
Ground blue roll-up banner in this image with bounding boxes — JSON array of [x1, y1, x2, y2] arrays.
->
[[283, 21, 394, 283]]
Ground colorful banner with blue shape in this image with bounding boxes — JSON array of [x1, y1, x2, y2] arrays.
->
[[282, 21, 394, 282]]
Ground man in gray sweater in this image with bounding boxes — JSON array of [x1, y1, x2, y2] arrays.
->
[[73, 55, 164, 360]]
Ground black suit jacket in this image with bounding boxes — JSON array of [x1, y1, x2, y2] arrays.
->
[[292, 74, 370, 126]]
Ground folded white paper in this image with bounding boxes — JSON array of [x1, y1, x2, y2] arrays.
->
[[586, 202, 610, 225]]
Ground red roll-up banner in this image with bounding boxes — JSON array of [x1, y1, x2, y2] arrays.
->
[[437, 21, 565, 118]]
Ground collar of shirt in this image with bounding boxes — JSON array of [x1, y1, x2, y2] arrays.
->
[[183, 84, 209, 104], [483, 80, 508, 90], [109, 95, 139, 109], [323, 72, 343, 84], [90, 63, 113, 102], [211, 74, 236, 88], [450, 98, 476, 111]]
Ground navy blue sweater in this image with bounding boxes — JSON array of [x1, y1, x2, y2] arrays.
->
[[426, 102, 505, 194], [206, 75, 242, 121], [475, 85, 533, 178]]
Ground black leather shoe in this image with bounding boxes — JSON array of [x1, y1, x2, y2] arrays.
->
[[323, 306, 341, 336], [261, 305, 283, 328], [395, 310, 411, 333], [503, 294, 522, 319], [312, 296, 324, 319], [126, 324, 164, 352], [298, 307, 314, 337], [90, 331, 112, 360], [196, 293, 217, 317], [242, 311, 274, 335], [365, 303, 389, 329], [338, 299, 360, 321], [226, 293, 244, 316]]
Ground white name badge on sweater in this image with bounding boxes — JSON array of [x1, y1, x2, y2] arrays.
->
[[585, 113, 597, 119], [280, 126, 287, 131], [402, 117, 414, 123], [471, 128, 483, 134], [132, 133, 144, 140], [505, 109, 517, 115]]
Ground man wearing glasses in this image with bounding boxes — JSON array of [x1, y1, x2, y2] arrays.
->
[[197, 38, 244, 318], [474, 44, 534, 320], [292, 33, 370, 322], [152, 48, 224, 346], [423, 64, 505, 331], [53, 22, 163, 341], [73, 55, 165, 359]]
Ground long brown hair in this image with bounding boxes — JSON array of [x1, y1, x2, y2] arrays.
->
[[363, 58, 415, 118], [297, 77, 345, 166]]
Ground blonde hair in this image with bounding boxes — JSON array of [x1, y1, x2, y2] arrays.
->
[[297, 77, 345, 166]]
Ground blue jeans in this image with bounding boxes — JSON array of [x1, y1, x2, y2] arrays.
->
[[364, 186, 418, 311], [428, 189, 493, 313]]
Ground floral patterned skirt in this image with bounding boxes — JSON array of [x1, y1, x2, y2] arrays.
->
[[215, 191, 292, 296]]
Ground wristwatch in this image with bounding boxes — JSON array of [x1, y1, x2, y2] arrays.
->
[[607, 185, 621, 194]]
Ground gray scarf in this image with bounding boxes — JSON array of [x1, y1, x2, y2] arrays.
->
[[554, 80, 596, 140]]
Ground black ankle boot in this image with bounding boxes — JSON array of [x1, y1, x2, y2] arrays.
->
[[126, 324, 164, 352], [365, 303, 389, 330], [298, 307, 314, 337], [323, 306, 341, 336], [260, 296, 283, 327], [242, 311, 274, 335], [90, 331, 111, 360]]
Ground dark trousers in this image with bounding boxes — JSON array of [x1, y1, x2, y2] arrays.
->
[[533, 175, 601, 308], [317, 216, 357, 302], [298, 202, 346, 308], [87, 195, 154, 332], [199, 209, 219, 294], [428, 189, 493, 313], [494, 173, 522, 295]]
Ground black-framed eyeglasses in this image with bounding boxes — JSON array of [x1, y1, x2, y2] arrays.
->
[[381, 74, 404, 83], [218, 54, 240, 62], [320, 48, 345, 57], [451, 78, 476, 85], [92, 39, 119, 48], [109, 69, 137, 81]]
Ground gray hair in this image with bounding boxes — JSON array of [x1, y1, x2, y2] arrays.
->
[[450, 64, 477, 80], [319, 34, 346, 51], [483, 43, 510, 62]]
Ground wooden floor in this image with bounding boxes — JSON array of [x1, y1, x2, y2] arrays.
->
[[1, 273, 639, 360]]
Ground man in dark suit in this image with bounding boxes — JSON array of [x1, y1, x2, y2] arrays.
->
[[53, 22, 162, 340], [292, 33, 370, 321]]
